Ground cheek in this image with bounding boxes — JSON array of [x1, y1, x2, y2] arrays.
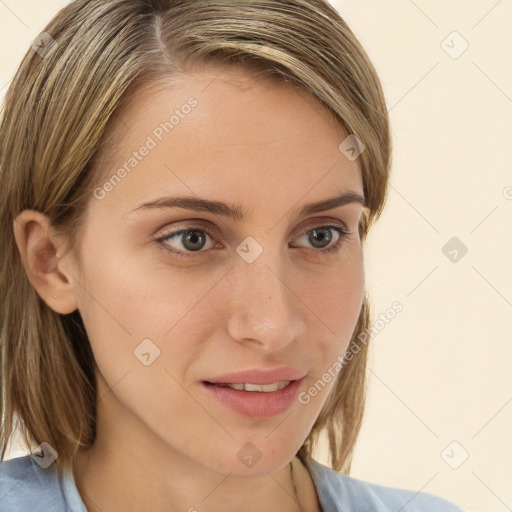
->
[[304, 249, 364, 348], [298, 262, 364, 419], [73, 249, 215, 437], [294, 256, 364, 414], [73, 241, 223, 385]]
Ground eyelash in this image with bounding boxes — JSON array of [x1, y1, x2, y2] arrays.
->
[[155, 222, 351, 260]]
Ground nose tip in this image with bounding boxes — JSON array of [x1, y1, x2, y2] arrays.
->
[[226, 264, 307, 352]]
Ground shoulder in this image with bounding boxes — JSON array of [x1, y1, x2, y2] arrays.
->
[[0, 455, 69, 511], [303, 456, 466, 512]]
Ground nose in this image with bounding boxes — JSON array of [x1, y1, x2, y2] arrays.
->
[[226, 254, 307, 353]]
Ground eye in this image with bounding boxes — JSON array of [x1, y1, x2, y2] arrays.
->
[[155, 222, 351, 260], [156, 225, 217, 259], [292, 224, 350, 256]]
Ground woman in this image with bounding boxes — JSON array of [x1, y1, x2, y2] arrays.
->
[[0, 1, 464, 511]]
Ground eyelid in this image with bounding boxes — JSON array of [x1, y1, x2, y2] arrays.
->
[[155, 216, 352, 241], [299, 217, 350, 232], [155, 220, 218, 241]]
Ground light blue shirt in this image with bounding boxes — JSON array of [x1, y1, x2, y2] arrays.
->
[[0, 453, 465, 511]]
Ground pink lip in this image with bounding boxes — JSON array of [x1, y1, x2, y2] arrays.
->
[[201, 377, 305, 418]]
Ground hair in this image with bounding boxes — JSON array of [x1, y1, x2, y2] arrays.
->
[[0, 0, 391, 479]]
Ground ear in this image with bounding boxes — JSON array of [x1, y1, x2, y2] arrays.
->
[[13, 209, 79, 314]]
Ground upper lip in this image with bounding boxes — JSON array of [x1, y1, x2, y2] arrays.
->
[[203, 367, 306, 385]]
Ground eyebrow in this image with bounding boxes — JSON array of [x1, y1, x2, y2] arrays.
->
[[129, 191, 365, 220]]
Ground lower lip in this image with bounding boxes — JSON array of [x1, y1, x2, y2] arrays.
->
[[201, 378, 304, 418]]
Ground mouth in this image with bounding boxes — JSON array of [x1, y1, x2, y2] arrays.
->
[[201, 377, 305, 418], [202, 380, 292, 392]]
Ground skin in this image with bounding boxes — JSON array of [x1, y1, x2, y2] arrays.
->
[[14, 66, 365, 512]]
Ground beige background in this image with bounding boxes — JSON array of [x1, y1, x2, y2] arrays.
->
[[1, 2, 511, 511]]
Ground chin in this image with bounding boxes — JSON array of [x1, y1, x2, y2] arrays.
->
[[205, 435, 303, 476]]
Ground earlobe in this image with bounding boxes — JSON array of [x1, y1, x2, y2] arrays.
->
[[12, 209, 79, 315]]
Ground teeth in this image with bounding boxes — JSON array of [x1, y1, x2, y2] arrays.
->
[[223, 381, 291, 392], [245, 383, 272, 392]]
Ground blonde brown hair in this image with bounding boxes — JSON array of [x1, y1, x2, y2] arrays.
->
[[0, 0, 391, 478]]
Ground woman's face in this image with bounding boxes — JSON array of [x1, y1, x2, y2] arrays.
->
[[64, 66, 365, 476]]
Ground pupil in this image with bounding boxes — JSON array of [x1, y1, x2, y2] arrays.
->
[[183, 230, 206, 251], [310, 228, 332, 248]]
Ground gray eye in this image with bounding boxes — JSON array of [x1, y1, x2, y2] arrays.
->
[[295, 226, 342, 249], [162, 229, 214, 253]]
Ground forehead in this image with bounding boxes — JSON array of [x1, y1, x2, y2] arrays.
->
[[90, 67, 363, 216]]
